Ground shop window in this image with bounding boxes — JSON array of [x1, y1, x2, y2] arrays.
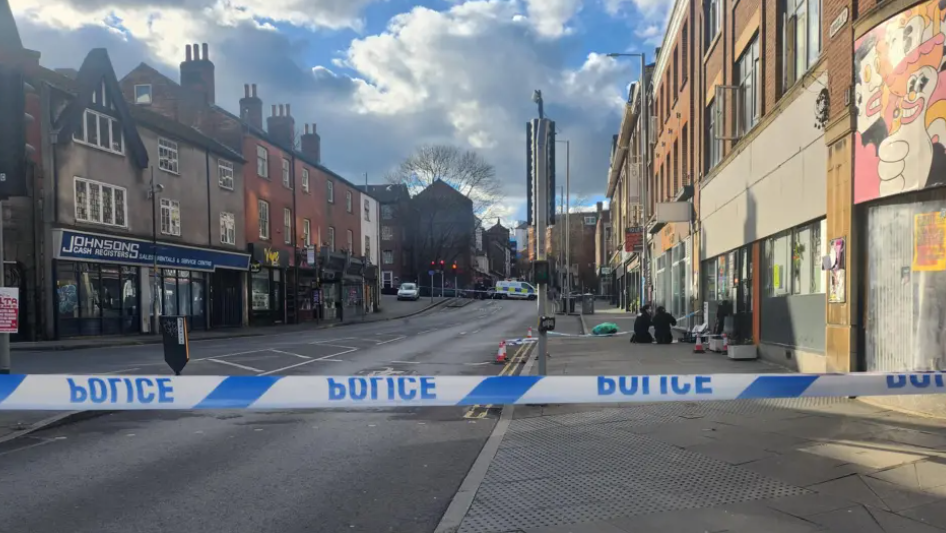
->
[[251, 269, 270, 310], [56, 262, 140, 337], [791, 220, 825, 295], [764, 231, 793, 296]]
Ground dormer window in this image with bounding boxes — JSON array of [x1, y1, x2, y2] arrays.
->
[[74, 109, 123, 155], [134, 84, 152, 105]]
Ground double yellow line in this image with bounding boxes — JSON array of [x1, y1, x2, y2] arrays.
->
[[463, 341, 535, 419]]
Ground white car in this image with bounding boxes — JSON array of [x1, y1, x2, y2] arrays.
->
[[397, 283, 420, 301]]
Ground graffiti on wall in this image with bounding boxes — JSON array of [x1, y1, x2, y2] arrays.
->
[[854, 0, 946, 203]]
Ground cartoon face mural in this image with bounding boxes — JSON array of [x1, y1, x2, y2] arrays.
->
[[855, 0, 946, 204]]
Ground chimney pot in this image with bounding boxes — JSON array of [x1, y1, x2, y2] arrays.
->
[[278, 104, 285, 116], [312, 123, 317, 133], [185, 44, 192, 61], [202, 43, 209, 60], [193, 43, 200, 60], [304, 124, 310, 134], [272, 104, 277, 116], [244, 84, 250, 98], [286, 103, 291, 116], [251, 83, 257, 97]]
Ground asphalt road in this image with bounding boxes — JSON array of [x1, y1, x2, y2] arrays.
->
[[0, 299, 537, 533]]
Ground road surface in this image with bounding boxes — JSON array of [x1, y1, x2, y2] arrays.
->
[[0, 299, 537, 533]]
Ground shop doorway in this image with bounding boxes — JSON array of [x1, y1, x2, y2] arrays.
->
[[211, 269, 243, 328]]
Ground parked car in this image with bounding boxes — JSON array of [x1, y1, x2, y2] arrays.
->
[[397, 283, 420, 301]]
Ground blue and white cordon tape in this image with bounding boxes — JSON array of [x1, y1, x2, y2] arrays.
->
[[0, 372, 943, 410]]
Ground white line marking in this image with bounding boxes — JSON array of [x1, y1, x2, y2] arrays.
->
[[464, 362, 493, 366], [390, 360, 421, 364], [267, 349, 311, 359], [103, 368, 141, 375], [311, 338, 357, 344], [417, 329, 436, 335], [471, 329, 481, 335], [376, 335, 406, 345], [205, 348, 268, 359], [260, 346, 358, 376], [206, 358, 264, 373]]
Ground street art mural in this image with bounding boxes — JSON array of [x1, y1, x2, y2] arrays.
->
[[854, 0, 946, 203]]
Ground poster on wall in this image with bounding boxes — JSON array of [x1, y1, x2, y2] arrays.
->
[[912, 211, 946, 271], [827, 238, 847, 303], [853, 1, 946, 204]]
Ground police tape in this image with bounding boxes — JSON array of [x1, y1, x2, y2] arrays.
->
[[0, 372, 943, 410]]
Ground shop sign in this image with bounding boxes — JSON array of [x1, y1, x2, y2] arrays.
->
[[249, 243, 290, 269], [53, 229, 251, 271], [0, 287, 18, 334], [829, 7, 848, 39], [912, 212, 946, 272], [625, 227, 643, 252]]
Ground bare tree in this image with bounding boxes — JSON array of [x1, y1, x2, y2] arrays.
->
[[387, 144, 501, 218]]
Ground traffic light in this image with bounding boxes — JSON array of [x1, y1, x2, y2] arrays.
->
[[440, 260, 445, 268], [0, 65, 31, 198], [452, 263, 457, 271], [431, 260, 435, 267]]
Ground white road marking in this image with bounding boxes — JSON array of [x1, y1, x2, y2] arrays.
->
[[376, 335, 406, 345], [463, 361, 493, 366], [205, 348, 269, 359], [311, 337, 357, 344], [417, 329, 436, 335], [0, 437, 67, 458], [267, 349, 311, 359], [390, 360, 420, 365], [206, 358, 264, 373], [260, 346, 358, 376], [471, 329, 481, 335], [103, 368, 141, 375]]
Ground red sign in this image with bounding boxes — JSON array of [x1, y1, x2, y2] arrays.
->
[[625, 227, 643, 253], [0, 287, 18, 334]]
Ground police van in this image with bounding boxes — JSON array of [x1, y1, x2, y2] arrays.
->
[[494, 280, 537, 300]]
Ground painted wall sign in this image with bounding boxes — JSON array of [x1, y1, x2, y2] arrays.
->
[[53, 229, 250, 271], [829, 7, 849, 39], [853, 1, 946, 204]]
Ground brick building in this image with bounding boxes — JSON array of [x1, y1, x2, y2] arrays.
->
[[120, 44, 374, 326]]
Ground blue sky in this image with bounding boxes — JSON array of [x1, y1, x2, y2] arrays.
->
[[10, 0, 672, 223]]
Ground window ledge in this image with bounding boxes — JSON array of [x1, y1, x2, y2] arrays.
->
[[73, 139, 125, 157], [160, 168, 180, 176]]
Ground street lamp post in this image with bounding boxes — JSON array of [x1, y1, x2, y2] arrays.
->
[[555, 139, 570, 313], [147, 167, 164, 334], [606, 52, 648, 309]]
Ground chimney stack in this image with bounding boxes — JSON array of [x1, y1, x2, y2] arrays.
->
[[301, 122, 321, 164], [267, 103, 295, 149], [240, 82, 264, 130], [180, 42, 215, 104]]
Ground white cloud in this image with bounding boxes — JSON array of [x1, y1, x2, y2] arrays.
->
[[11, 0, 632, 209]]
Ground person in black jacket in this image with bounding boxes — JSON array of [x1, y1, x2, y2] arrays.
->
[[631, 305, 654, 344], [652, 306, 677, 344]]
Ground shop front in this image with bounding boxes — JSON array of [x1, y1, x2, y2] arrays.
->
[[846, 1, 946, 417], [248, 243, 290, 325], [52, 229, 250, 338], [288, 246, 320, 324], [703, 243, 754, 342], [650, 223, 693, 326]]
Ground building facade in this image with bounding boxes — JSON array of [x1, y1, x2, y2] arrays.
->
[[365, 184, 413, 291], [121, 45, 373, 327]]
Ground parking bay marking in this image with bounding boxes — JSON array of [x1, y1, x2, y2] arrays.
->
[[206, 358, 264, 373]]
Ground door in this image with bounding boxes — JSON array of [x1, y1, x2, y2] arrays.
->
[[211, 269, 243, 328]]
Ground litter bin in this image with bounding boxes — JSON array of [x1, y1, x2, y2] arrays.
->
[[581, 293, 595, 315], [566, 296, 577, 314]]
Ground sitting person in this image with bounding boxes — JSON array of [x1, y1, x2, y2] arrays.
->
[[652, 306, 677, 344], [631, 305, 654, 344]]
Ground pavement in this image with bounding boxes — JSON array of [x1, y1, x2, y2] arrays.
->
[[9, 294, 448, 352], [448, 305, 946, 533], [0, 299, 538, 533]]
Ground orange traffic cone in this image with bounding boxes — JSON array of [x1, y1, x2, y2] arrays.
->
[[527, 327, 533, 339], [694, 333, 705, 354], [722, 334, 729, 355], [495, 340, 507, 364]]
